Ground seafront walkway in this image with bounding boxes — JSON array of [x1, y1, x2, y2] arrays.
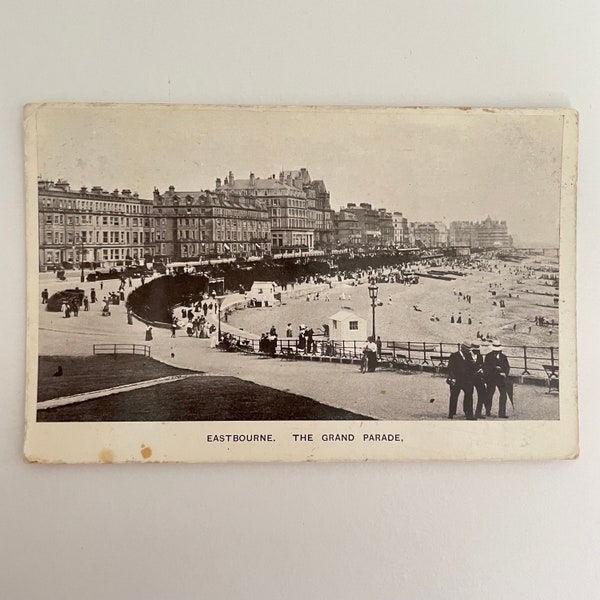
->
[[37, 272, 558, 420]]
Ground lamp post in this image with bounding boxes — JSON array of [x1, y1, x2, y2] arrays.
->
[[79, 235, 85, 283], [216, 295, 224, 342], [368, 282, 379, 339]]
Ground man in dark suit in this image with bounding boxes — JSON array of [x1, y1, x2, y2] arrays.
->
[[447, 341, 476, 420], [472, 342, 491, 419], [484, 341, 511, 418]]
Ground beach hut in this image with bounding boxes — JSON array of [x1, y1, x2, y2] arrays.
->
[[249, 281, 278, 307], [328, 309, 367, 342]]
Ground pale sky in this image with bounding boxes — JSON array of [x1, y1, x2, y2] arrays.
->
[[34, 105, 564, 246]]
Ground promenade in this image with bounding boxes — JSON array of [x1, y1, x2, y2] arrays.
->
[[37, 270, 559, 420]]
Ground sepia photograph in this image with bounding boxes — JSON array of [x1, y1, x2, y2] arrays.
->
[[24, 104, 578, 462]]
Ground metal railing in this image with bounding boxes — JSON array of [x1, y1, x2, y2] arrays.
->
[[216, 335, 557, 377], [93, 343, 151, 357]]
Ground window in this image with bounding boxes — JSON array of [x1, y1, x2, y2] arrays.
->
[[349, 321, 359, 330]]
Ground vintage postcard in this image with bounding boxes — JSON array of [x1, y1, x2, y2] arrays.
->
[[23, 104, 578, 463]]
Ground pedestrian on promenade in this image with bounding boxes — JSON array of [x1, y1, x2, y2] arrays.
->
[[145, 326, 153, 341], [376, 336, 382, 358], [484, 341, 510, 418], [446, 341, 476, 420], [472, 343, 490, 418], [83, 296, 89, 311], [298, 328, 306, 352], [90, 288, 96, 303], [41, 289, 48, 304], [362, 336, 378, 372], [306, 328, 314, 354], [127, 307, 133, 325], [171, 317, 177, 338]]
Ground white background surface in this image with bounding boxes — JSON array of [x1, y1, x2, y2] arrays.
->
[[1, 1, 598, 598]]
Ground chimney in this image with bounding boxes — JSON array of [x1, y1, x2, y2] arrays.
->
[[279, 171, 284, 184], [216, 177, 221, 190], [249, 172, 255, 185], [228, 171, 235, 185]]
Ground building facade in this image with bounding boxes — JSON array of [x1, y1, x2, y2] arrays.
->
[[408, 221, 449, 248], [153, 186, 270, 260], [216, 170, 314, 251], [332, 209, 362, 247], [378, 209, 395, 246], [38, 179, 155, 270], [448, 217, 512, 248], [392, 212, 410, 246], [279, 169, 335, 251], [214, 168, 334, 252], [341, 203, 381, 246]]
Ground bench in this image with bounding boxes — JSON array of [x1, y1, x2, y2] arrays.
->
[[429, 354, 449, 372], [280, 347, 300, 361]]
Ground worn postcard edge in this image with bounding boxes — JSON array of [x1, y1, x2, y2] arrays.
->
[[22, 104, 578, 463]]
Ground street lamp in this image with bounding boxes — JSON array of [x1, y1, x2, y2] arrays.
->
[[368, 282, 379, 339], [79, 235, 85, 283], [216, 295, 224, 342]]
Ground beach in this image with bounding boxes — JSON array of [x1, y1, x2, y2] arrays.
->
[[227, 256, 559, 351]]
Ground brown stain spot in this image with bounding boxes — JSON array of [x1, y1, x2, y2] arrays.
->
[[483, 108, 495, 113], [458, 106, 472, 111], [99, 448, 115, 463], [140, 444, 152, 459], [380, 389, 386, 395]]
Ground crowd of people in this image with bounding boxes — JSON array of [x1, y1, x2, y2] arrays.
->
[[446, 340, 511, 420]]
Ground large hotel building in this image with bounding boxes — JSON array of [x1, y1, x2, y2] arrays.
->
[[37, 179, 155, 270], [152, 184, 270, 260]]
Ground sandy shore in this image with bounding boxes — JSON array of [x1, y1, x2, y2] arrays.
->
[[227, 257, 559, 349]]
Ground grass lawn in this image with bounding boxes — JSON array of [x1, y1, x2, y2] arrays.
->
[[37, 354, 371, 421], [38, 355, 200, 402], [38, 375, 371, 421]]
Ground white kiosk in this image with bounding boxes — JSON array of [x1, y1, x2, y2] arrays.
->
[[328, 309, 367, 342], [249, 281, 278, 307]]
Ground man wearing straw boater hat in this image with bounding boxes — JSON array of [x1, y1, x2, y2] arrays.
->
[[484, 341, 511, 418], [472, 342, 491, 419], [446, 341, 477, 420]]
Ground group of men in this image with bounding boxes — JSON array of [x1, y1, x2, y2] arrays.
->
[[447, 341, 511, 420]]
